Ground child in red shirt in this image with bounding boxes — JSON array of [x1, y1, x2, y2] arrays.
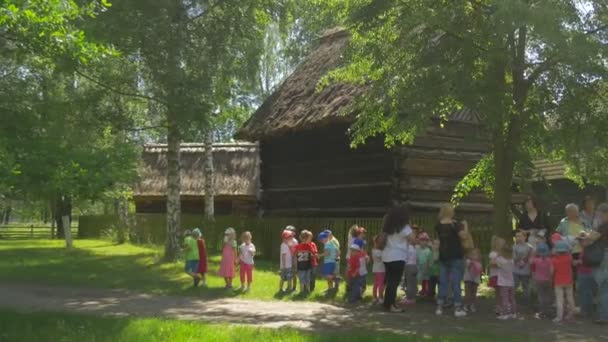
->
[[295, 230, 316, 294], [552, 240, 575, 323], [347, 239, 368, 303]]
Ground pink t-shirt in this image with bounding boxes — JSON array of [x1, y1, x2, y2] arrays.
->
[[531, 257, 552, 282], [496, 256, 514, 287]]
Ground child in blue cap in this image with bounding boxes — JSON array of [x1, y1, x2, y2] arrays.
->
[[319, 231, 339, 292]]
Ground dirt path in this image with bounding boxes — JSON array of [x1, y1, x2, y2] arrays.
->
[[0, 282, 604, 341]]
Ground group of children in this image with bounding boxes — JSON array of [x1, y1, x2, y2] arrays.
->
[[487, 229, 589, 323], [183, 227, 256, 292], [182, 222, 591, 325]]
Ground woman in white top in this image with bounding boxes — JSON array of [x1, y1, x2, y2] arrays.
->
[[381, 206, 415, 312]]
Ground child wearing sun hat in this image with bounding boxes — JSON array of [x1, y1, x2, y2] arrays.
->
[[552, 240, 575, 323]]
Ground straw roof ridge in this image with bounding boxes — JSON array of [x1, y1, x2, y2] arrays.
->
[[134, 143, 260, 198]]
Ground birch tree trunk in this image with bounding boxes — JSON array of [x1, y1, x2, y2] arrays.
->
[[164, 114, 182, 261], [204, 131, 215, 221], [117, 196, 128, 244], [62, 214, 72, 249]]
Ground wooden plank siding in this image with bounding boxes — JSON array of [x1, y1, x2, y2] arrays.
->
[[260, 125, 394, 216]]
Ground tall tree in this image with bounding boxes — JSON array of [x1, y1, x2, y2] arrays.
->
[[89, 1, 290, 260], [322, 0, 608, 239]]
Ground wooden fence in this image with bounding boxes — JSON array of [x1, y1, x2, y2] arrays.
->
[[79, 214, 495, 261], [0, 225, 78, 239]]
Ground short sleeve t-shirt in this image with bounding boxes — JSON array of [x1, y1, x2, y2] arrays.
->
[[496, 256, 515, 287], [435, 222, 464, 262], [295, 243, 313, 271], [532, 257, 552, 282], [280, 242, 292, 269], [310, 242, 319, 267], [488, 251, 499, 277], [405, 244, 417, 265], [552, 254, 574, 286], [513, 243, 533, 275], [324, 241, 338, 263], [381, 226, 413, 262], [239, 243, 256, 265], [372, 249, 385, 273], [184, 236, 199, 261], [417, 247, 432, 267]]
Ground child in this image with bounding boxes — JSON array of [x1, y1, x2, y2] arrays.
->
[[552, 240, 575, 324], [183, 229, 201, 287], [218, 227, 237, 289], [323, 229, 342, 288], [238, 231, 256, 292], [295, 230, 315, 294], [372, 235, 386, 304], [513, 230, 534, 303], [417, 233, 433, 297], [489, 236, 506, 315], [345, 225, 360, 260], [429, 239, 440, 298], [347, 239, 368, 303], [401, 238, 418, 305], [285, 225, 299, 291], [319, 231, 339, 292], [463, 248, 482, 313], [576, 232, 595, 319], [193, 228, 207, 287], [496, 244, 516, 320], [279, 230, 294, 293], [530, 242, 553, 319]]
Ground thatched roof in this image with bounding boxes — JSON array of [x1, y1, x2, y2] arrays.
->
[[237, 28, 483, 141], [134, 143, 260, 198]]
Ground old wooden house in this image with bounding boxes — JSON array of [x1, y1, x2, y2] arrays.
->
[[531, 160, 606, 219], [236, 29, 494, 217], [133, 143, 260, 216]]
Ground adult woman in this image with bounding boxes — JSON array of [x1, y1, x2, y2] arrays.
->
[[435, 203, 468, 318], [557, 203, 591, 258], [517, 195, 550, 235], [581, 196, 599, 230], [381, 206, 415, 313], [585, 203, 608, 324]]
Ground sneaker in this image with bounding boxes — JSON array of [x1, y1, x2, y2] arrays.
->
[[498, 315, 511, 320], [193, 277, 200, 287], [509, 314, 518, 319], [468, 305, 477, 313], [244, 287, 250, 293], [387, 305, 404, 313], [435, 306, 443, 316], [454, 308, 467, 318], [553, 318, 563, 324], [401, 299, 416, 305]]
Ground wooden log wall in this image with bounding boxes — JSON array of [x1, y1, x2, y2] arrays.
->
[[259, 125, 394, 217], [394, 121, 493, 213], [134, 196, 254, 216]]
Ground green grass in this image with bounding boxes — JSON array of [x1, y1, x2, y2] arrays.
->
[[0, 310, 525, 342], [0, 239, 349, 302]]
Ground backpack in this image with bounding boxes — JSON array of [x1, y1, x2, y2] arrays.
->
[[376, 232, 388, 250], [583, 238, 607, 267]]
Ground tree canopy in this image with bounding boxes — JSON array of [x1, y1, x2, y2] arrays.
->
[[322, 0, 608, 238]]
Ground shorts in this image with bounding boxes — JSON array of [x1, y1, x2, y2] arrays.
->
[[298, 269, 312, 285], [322, 262, 336, 277], [185, 260, 199, 274], [281, 268, 294, 281]]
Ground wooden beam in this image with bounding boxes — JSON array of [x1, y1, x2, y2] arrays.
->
[[400, 158, 475, 177], [263, 182, 393, 192]]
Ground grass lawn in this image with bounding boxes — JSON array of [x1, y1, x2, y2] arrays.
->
[[0, 239, 351, 302], [0, 309, 527, 342]]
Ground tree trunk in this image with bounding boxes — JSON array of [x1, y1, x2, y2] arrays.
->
[[492, 149, 515, 240], [50, 200, 56, 239], [62, 214, 73, 248], [3, 202, 11, 224], [55, 195, 72, 239], [204, 130, 215, 221], [164, 114, 182, 261], [117, 196, 128, 244]]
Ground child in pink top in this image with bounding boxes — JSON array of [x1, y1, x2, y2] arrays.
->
[[530, 242, 553, 318], [496, 244, 516, 320]]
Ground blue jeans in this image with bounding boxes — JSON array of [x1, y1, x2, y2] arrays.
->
[[438, 258, 464, 306], [577, 273, 595, 317], [598, 279, 608, 321], [349, 275, 365, 303]]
